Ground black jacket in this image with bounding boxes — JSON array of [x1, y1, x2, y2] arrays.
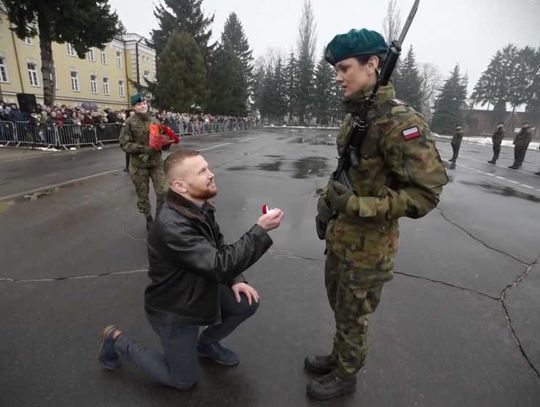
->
[[145, 190, 273, 325]]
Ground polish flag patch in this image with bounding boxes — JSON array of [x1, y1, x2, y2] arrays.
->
[[402, 126, 421, 140]]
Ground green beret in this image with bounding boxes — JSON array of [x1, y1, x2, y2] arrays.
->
[[130, 93, 145, 106], [325, 29, 388, 65]]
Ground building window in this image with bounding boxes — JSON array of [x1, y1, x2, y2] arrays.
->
[[27, 62, 39, 86], [0, 57, 9, 82], [100, 50, 107, 64], [90, 74, 98, 94], [87, 49, 95, 62], [67, 43, 77, 56], [24, 37, 34, 45], [103, 77, 110, 95], [116, 51, 122, 69], [118, 80, 125, 97], [71, 71, 80, 91]]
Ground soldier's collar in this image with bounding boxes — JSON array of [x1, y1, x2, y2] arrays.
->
[[343, 85, 396, 113]]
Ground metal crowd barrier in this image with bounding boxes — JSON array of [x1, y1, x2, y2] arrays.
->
[[0, 119, 256, 149], [0, 121, 16, 145]]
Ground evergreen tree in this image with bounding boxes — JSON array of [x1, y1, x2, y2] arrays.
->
[[525, 47, 540, 123], [472, 45, 516, 121], [2, 0, 118, 107], [220, 12, 253, 83], [395, 46, 422, 112], [295, 0, 317, 125], [285, 51, 299, 124], [259, 57, 287, 122], [151, 0, 214, 60], [206, 12, 252, 115], [431, 65, 468, 134], [312, 53, 334, 125], [155, 31, 207, 112], [207, 44, 247, 115], [252, 64, 266, 115]]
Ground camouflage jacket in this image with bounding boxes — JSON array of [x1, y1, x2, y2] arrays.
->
[[513, 128, 532, 147], [492, 128, 505, 145], [119, 113, 163, 168], [325, 84, 448, 286], [451, 129, 464, 145]]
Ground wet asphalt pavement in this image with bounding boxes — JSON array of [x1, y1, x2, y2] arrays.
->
[[0, 129, 539, 406]]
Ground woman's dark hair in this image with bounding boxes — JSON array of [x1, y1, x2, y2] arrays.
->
[[355, 53, 386, 68]]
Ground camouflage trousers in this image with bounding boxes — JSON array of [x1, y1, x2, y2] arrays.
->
[[129, 163, 166, 216], [325, 250, 384, 377], [513, 145, 528, 166]]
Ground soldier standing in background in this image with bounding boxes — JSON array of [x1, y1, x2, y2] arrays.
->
[[509, 122, 533, 169], [488, 122, 505, 164], [308, 28, 448, 401], [120, 94, 166, 230], [449, 125, 464, 163]]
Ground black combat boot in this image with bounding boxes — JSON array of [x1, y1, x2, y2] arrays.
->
[[508, 164, 520, 169], [535, 171, 540, 176], [306, 370, 357, 400], [304, 354, 336, 374], [487, 158, 496, 164]]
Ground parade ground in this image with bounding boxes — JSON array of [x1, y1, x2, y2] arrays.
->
[[1, 128, 539, 406]]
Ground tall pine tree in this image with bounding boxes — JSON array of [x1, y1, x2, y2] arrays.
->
[[472, 45, 516, 122], [285, 51, 299, 124], [151, 0, 214, 60], [312, 53, 334, 125], [395, 46, 422, 112], [155, 31, 207, 112], [2, 0, 118, 107], [207, 12, 253, 115], [431, 65, 468, 134], [220, 13, 253, 83]]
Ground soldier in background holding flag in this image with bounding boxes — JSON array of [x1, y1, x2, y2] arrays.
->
[[120, 93, 179, 230]]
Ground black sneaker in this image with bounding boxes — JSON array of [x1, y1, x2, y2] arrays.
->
[[97, 325, 121, 370], [304, 354, 336, 374], [307, 371, 357, 400], [198, 341, 239, 366]]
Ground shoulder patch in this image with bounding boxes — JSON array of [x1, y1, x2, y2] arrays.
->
[[402, 126, 421, 141]]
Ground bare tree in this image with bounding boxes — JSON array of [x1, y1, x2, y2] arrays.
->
[[383, 0, 402, 43], [296, 0, 317, 125], [418, 63, 443, 120]]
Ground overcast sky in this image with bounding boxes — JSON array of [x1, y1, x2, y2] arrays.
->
[[109, 0, 540, 94]]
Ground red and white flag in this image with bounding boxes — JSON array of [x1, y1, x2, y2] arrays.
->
[[402, 126, 421, 141]]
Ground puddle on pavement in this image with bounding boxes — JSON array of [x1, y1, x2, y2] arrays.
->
[[292, 157, 329, 179], [459, 180, 540, 203], [257, 161, 283, 171], [289, 134, 335, 146]]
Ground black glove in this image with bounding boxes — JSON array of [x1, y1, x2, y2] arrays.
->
[[327, 181, 354, 214]]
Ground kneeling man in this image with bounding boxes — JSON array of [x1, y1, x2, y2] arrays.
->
[[98, 149, 284, 390]]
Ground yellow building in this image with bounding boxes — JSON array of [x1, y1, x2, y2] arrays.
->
[[0, 18, 156, 110]]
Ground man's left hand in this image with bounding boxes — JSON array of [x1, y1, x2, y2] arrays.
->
[[231, 283, 259, 305], [327, 181, 354, 214]]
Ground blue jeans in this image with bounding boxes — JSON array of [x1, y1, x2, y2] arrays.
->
[[114, 284, 258, 389]]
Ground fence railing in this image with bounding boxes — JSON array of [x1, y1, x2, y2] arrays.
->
[[0, 119, 258, 149]]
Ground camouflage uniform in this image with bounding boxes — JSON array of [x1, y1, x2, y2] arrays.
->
[[489, 126, 505, 163], [119, 113, 166, 217], [510, 126, 532, 169], [319, 84, 448, 378], [449, 127, 464, 162]]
